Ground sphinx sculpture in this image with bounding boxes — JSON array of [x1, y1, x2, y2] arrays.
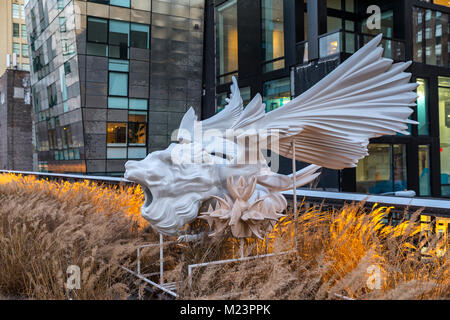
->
[[124, 34, 418, 238]]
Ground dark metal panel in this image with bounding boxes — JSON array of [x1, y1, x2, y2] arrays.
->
[[283, 0, 296, 68], [237, 0, 262, 80], [202, 0, 216, 120]]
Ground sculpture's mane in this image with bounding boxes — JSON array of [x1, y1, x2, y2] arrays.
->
[[137, 144, 221, 235]]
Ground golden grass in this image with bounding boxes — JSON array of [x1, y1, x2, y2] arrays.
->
[[0, 173, 157, 299], [0, 173, 448, 300]]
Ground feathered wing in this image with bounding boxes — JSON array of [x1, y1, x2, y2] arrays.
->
[[234, 34, 418, 170]]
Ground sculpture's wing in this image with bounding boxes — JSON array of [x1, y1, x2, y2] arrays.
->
[[202, 76, 244, 130], [177, 77, 244, 143], [234, 34, 418, 169]]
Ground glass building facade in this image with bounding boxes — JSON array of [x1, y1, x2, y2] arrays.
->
[[204, 0, 450, 198], [25, 0, 205, 175]]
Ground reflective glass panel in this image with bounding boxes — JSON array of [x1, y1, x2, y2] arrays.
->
[[216, 0, 238, 82], [261, 0, 285, 72], [263, 77, 291, 112], [439, 76, 450, 196]]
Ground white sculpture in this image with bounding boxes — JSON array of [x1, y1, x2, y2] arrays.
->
[[124, 34, 418, 237]]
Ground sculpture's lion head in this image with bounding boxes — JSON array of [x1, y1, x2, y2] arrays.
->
[[124, 143, 221, 236]]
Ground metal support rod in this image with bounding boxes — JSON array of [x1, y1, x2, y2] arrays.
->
[[121, 266, 178, 298], [240, 238, 244, 259], [137, 247, 141, 275], [292, 141, 298, 254], [188, 250, 295, 287], [159, 233, 164, 284]]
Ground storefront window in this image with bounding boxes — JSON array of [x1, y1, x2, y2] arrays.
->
[[262, 0, 285, 72], [356, 144, 407, 194], [216, 0, 238, 84], [263, 78, 291, 112], [417, 78, 429, 135], [439, 76, 450, 196]]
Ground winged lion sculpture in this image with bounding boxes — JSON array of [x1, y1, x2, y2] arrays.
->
[[124, 34, 418, 238]]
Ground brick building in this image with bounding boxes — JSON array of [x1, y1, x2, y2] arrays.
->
[[0, 69, 33, 171]]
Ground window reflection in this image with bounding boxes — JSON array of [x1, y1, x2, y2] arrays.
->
[[413, 7, 449, 67], [216, 0, 238, 84]]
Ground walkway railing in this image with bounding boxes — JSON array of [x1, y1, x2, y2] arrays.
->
[[1, 170, 449, 219]]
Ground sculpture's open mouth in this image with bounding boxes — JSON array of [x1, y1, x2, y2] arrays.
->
[[141, 185, 152, 209]]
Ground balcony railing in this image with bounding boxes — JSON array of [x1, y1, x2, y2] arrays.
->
[[318, 30, 406, 61]]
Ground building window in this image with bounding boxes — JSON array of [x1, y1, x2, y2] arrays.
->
[[107, 111, 147, 159], [130, 23, 150, 49], [216, 0, 238, 84], [356, 144, 407, 194], [13, 23, 20, 37], [20, 4, 25, 19], [417, 78, 429, 135], [87, 17, 108, 57], [87, 17, 150, 58], [419, 145, 431, 196], [109, 72, 128, 96], [87, 0, 131, 8], [13, 43, 20, 56], [439, 76, 450, 196], [59, 17, 67, 33], [47, 83, 57, 108], [263, 77, 291, 112], [12, 4, 20, 19], [22, 63, 30, 71], [21, 24, 27, 39], [21, 44, 29, 58], [110, 0, 131, 7], [107, 123, 127, 145], [261, 0, 285, 73], [128, 111, 147, 145], [64, 61, 71, 75], [109, 20, 129, 59]]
